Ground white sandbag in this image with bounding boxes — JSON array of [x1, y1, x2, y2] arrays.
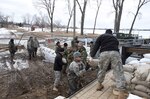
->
[[140, 58, 150, 64], [131, 77, 150, 88], [131, 90, 150, 99], [143, 53, 150, 59], [123, 64, 135, 73], [128, 60, 140, 65], [125, 57, 138, 64], [146, 73, 150, 82], [135, 85, 150, 93], [39, 46, 56, 63], [127, 94, 143, 99], [124, 72, 134, 84], [135, 64, 150, 81]]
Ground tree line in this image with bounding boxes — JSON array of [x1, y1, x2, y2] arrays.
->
[[1, 0, 150, 36]]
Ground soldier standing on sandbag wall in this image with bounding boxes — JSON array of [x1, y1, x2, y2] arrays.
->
[[9, 38, 17, 64], [67, 51, 86, 95], [27, 37, 34, 60], [90, 29, 127, 99], [33, 37, 39, 57]]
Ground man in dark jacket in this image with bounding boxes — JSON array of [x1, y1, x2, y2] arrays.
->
[[27, 37, 34, 60], [9, 39, 17, 63], [90, 29, 127, 99], [53, 48, 65, 91]]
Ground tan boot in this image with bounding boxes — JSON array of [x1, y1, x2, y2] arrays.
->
[[96, 83, 104, 91], [118, 91, 128, 99]]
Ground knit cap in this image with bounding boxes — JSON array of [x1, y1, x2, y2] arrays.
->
[[73, 51, 81, 58]]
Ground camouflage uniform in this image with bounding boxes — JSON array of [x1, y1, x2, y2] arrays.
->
[[78, 46, 87, 64], [67, 61, 86, 95], [97, 51, 126, 89], [62, 46, 69, 73], [27, 37, 34, 60], [67, 50, 74, 65], [33, 37, 39, 57]]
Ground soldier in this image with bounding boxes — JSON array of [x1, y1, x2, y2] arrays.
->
[[55, 41, 62, 54], [71, 36, 79, 51], [67, 51, 86, 95], [27, 37, 34, 60], [77, 42, 88, 70], [62, 43, 68, 74], [53, 48, 65, 91], [67, 47, 75, 65], [9, 39, 17, 63], [33, 37, 39, 57], [90, 29, 127, 99]]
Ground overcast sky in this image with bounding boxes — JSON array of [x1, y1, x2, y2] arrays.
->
[[0, 0, 150, 29]]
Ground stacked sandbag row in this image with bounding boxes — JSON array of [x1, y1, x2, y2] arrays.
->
[[123, 54, 150, 98]]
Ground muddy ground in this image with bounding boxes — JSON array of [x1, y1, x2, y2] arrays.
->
[[0, 29, 98, 99], [0, 51, 97, 99]]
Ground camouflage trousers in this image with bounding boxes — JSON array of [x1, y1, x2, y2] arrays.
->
[[97, 51, 126, 90], [54, 71, 61, 87]]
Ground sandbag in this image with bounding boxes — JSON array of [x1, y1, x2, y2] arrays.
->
[[140, 58, 150, 64], [131, 77, 150, 88], [135, 85, 150, 93], [128, 60, 140, 65], [123, 64, 135, 73], [143, 53, 150, 59], [146, 73, 150, 82], [131, 90, 150, 99], [125, 57, 138, 64], [135, 64, 150, 81], [87, 58, 99, 67]]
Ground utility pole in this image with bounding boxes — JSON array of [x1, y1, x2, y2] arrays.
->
[[73, 0, 76, 37]]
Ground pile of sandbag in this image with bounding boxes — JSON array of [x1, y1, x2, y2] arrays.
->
[[123, 54, 150, 98], [110, 54, 150, 98]]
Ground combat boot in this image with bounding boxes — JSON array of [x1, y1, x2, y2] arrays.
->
[[96, 83, 104, 91]]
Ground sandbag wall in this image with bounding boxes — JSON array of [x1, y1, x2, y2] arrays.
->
[[123, 54, 150, 98]]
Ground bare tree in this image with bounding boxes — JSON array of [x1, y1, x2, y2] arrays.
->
[[66, 0, 74, 33], [93, 0, 102, 34], [35, 0, 56, 33], [113, 0, 125, 33], [129, 0, 150, 36], [22, 14, 34, 31], [76, 0, 88, 35]]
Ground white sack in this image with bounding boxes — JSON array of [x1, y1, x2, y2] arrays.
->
[[123, 64, 135, 73], [135, 64, 150, 81], [146, 73, 150, 82], [140, 58, 150, 64], [143, 53, 150, 59], [39, 46, 56, 63], [125, 57, 138, 64], [131, 77, 150, 88], [135, 85, 150, 93]]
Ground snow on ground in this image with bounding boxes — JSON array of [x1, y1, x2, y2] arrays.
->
[[0, 28, 18, 38]]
